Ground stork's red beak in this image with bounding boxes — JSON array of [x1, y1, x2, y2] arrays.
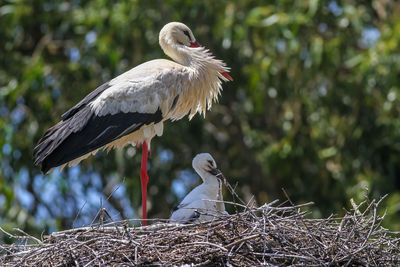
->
[[190, 41, 201, 48], [221, 72, 233, 81], [190, 41, 233, 81]]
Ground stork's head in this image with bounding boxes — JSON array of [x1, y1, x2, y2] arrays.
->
[[192, 153, 226, 184], [160, 22, 200, 48], [159, 22, 200, 63], [159, 22, 233, 80]]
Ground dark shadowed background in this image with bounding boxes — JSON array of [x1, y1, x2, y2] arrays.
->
[[1, 0, 400, 241]]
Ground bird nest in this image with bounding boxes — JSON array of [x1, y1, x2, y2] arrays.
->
[[1, 197, 399, 266]]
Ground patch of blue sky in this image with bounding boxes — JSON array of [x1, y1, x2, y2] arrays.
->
[[14, 184, 34, 211], [159, 149, 174, 163], [68, 47, 80, 62], [85, 31, 97, 45], [328, 1, 343, 16], [172, 169, 199, 199], [2, 143, 11, 155], [360, 27, 380, 48]]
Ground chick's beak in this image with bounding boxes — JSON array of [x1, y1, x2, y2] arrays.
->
[[208, 168, 227, 183]]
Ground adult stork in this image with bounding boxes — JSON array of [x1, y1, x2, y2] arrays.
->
[[170, 153, 228, 223], [33, 22, 232, 225]]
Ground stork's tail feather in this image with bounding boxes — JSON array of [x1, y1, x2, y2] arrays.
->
[[33, 121, 73, 173], [33, 106, 94, 174]]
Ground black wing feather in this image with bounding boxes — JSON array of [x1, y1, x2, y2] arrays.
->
[[34, 105, 163, 174]]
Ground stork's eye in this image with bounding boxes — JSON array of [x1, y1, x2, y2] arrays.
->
[[207, 160, 213, 165], [183, 30, 191, 40]]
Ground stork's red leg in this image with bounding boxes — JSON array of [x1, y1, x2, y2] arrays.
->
[[140, 141, 149, 226]]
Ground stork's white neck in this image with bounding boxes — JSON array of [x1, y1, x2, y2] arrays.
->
[[193, 168, 217, 185], [195, 168, 225, 212], [160, 43, 187, 66]]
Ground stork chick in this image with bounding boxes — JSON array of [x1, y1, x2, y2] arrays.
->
[[170, 153, 228, 223]]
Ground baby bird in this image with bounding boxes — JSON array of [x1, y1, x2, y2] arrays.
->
[[170, 153, 228, 223]]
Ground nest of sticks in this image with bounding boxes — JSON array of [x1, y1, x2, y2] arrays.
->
[[1, 194, 400, 267]]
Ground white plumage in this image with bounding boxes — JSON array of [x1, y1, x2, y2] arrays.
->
[[170, 153, 228, 223], [33, 22, 232, 225]]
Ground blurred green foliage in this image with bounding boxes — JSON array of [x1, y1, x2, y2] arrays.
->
[[1, 0, 400, 241]]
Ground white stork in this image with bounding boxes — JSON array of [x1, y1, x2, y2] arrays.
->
[[170, 153, 228, 223], [33, 22, 232, 225]]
